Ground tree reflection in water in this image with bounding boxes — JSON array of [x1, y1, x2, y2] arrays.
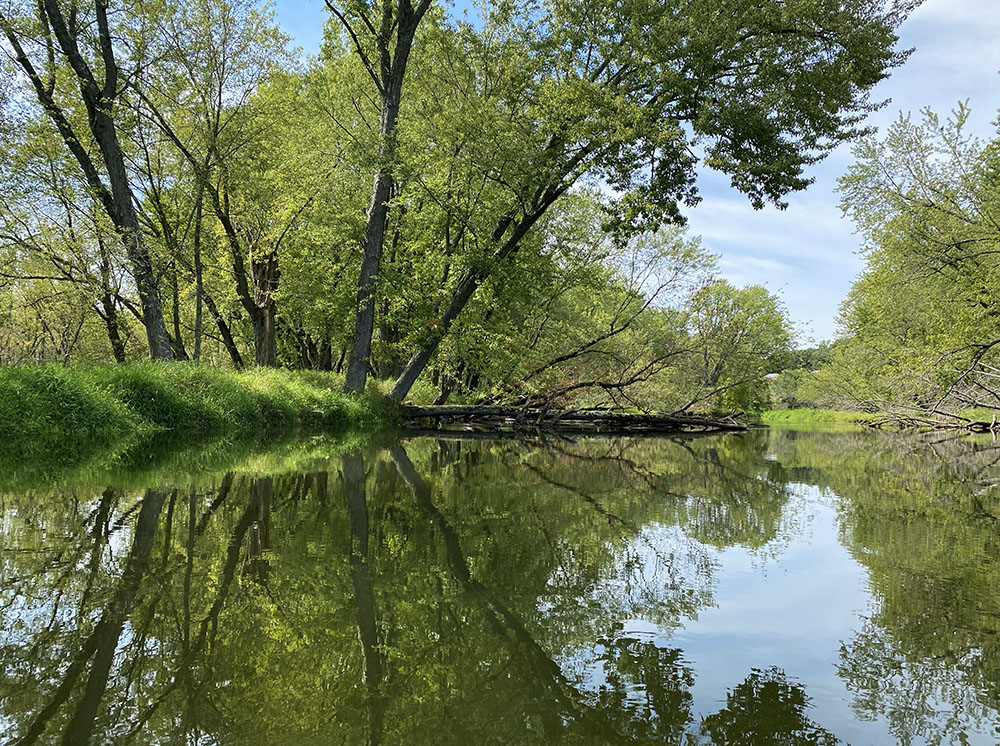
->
[[1, 429, 999, 744]]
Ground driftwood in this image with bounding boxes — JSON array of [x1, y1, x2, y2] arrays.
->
[[399, 405, 748, 434], [865, 414, 1000, 434]]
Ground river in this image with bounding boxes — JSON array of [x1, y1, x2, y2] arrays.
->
[[2, 427, 998, 745]]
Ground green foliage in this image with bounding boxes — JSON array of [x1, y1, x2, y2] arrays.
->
[[675, 281, 793, 413], [768, 342, 845, 410], [0, 0, 912, 414], [787, 342, 835, 371], [821, 107, 1000, 421]]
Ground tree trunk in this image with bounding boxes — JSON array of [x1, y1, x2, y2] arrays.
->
[[389, 196, 562, 401], [343, 10, 425, 394], [90, 95, 173, 361], [319, 337, 333, 371], [171, 267, 189, 360], [97, 237, 126, 363], [251, 251, 280, 367], [99, 293, 127, 364], [202, 291, 245, 369], [343, 146, 396, 392], [295, 329, 322, 369], [193, 188, 204, 362], [252, 312, 277, 368], [433, 377, 453, 406], [296, 329, 311, 369]]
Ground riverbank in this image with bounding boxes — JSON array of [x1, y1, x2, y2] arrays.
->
[[0, 363, 391, 464], [759, 408, 875, 426]]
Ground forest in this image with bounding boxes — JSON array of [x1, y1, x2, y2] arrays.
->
[[0, 0, 913, 423]]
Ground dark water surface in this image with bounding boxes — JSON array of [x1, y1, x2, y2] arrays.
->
[[2, 428, 1000, 745]]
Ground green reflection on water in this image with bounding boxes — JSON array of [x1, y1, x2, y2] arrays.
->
[[2, 429, 999, 745]]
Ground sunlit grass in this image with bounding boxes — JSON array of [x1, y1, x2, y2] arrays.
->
[[0, 363, 392, 465], [759, 408, 876, 426]]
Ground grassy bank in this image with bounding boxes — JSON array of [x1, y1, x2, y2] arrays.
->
[[0, 363, 391, 464], [759, 408, 875, 426]]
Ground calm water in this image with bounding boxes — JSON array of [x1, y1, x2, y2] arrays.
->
[[2, 428, 1000, 745]]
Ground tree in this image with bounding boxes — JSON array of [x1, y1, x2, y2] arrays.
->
[[832, 106, 1000, 423], [675, 281, 792, 414], [0, 1, 173, 359], [385, 0, 914, 400], [327, 0, 435, 393]]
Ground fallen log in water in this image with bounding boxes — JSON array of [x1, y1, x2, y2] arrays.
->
[[399, 405, 748, 434], [865, 414, 1000, 433]]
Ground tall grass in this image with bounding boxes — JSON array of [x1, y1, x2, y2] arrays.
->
[[0, 363, 391, 464]]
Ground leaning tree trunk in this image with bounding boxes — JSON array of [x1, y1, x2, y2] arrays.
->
[[95, 115, 173, 361], [389, 211, 549, 401], [200, 289, 245, 369]]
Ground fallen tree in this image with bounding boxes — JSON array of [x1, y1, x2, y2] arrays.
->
[[399, 404, 748, 435], [864, 413, 1000, 434]]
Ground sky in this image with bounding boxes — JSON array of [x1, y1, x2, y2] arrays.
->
[[271, 0, 1000, 342]]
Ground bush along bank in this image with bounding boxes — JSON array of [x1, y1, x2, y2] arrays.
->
[[0, 363, 392, 464]]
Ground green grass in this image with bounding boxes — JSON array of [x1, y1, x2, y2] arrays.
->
[[956, 408, 1000, 423], [0, 363, 393, 466], [759, 408, 876, 426]]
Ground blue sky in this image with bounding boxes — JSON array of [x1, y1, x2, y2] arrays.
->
[[272, 0, 1000, 342]]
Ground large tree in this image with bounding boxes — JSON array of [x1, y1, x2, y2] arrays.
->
[[381, 0, 915, 400], [327, 0, 435, 393], [831, 106, 1000, 422]]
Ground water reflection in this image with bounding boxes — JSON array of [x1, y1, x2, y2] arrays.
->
[[1, 429, 999, 744]]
